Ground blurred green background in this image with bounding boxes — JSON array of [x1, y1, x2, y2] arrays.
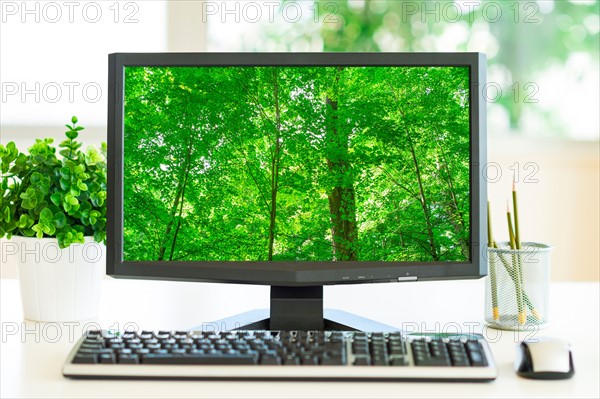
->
[[208, 0, 599, 140]]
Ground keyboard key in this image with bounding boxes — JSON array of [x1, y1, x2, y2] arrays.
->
[[98, 353, 116, 364], [321, 354, 345, 365], [174, 332, 189, 339], [353, 356, 370, 366], [352, 346, 369, 355], [300, 354, 319, 365], [388, 344, 405, 355], [390, 356, 408, 366], [118, 354, 139, 364], [372, 354, 388, 366], [467, 350, 486, 367], [413, 356, 450, 367], [80, 343, 104, 350], [122, 332, 137, 340], [141, 353, 258, 365], [102, 331, 118, 339], [77, 348, 113, 355], [260, 355, 281, 365], [451, 357, 470, 367], [282, 355, 300, 365], [73, 354, 97, 364]]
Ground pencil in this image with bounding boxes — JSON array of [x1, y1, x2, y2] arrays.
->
[[512, 179, 522, 250], [496, 251, 541, 320], [511, 181, 541, 321], [487, 201, 499, 320], [507, 202, 526, 325]]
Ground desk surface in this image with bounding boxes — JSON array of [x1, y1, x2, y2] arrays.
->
[[1, 278, 598, 398]]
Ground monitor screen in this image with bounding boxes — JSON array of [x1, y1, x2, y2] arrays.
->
[[108, 53, 486, 286], [123, 65, 470, 264]]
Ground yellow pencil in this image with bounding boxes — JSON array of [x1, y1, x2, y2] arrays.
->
[[487, 201, 499, 320], [507, 202, 525, 325], [511, 180, 541, 321], [512, 179, 521, 250]]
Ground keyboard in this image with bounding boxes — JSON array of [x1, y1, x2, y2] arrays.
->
[[62, 330, 497, 381]]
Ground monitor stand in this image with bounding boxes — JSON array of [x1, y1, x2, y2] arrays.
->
[[200, 286, 399, 332]]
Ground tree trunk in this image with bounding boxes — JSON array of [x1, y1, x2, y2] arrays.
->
[[168, 159, 191, 261], [267, 69, 282, 261], [403, 123, 439, 261], [326, 67, 358, 261], [436, 144, 469, 259], [158, 131, 193, 261]]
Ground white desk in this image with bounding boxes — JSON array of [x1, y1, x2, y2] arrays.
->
[[1, 278, 598, 398]]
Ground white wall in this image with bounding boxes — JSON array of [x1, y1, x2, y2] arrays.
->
[[486, 137, 599, 281]]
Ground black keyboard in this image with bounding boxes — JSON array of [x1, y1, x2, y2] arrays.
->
[[62, 330, 497, 381]]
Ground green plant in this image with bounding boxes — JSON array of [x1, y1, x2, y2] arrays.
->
[[0, 117, 107, 248]]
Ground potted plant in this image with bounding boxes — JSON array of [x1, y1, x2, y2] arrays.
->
[[0, 117, 107, 322]]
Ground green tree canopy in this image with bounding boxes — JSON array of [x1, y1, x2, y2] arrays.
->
[[123, 66, 470, 262]]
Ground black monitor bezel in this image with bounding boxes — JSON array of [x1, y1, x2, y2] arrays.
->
[[107, 52, 487, 286]]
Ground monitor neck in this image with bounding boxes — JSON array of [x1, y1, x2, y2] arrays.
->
[[270, 286, 324, 330]]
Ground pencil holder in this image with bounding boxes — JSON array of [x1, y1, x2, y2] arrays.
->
[[484, 242, 553, 330]]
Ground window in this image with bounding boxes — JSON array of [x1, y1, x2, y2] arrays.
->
[[206, 0, 600, 140], [1, 1, 168, 127]]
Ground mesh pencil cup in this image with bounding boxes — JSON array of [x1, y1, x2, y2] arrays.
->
[[485, 242, 553, 331]]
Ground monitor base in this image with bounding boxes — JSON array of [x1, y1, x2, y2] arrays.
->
[[198, 308, 399, 332]]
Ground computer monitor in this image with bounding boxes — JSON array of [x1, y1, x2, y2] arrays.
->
[[107, 52, 487, 331]]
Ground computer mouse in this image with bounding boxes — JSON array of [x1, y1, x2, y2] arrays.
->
[[515, 338, 574, 380]]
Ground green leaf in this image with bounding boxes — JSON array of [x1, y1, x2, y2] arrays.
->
[[60, 167, 71, 179], [34, 200, 49, 215], [16, 214, 30, 228], [32, 224, 44, 238], [21, 198, 37, 210], [59, 178, 70, 190], [30, 172, 42, 183], [66, 130, 78, 140], [39, 208, 53, 222], [20, 188, 34, 200], [53, 212, 67, 228], [87, 182, 100, 192], [50, 193, 61, 206], [22, 228, 35, 237]]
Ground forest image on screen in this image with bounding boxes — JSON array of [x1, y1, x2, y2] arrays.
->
[[123, 65, 470, 263]]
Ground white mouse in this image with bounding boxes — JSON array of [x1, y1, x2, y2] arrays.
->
[[515, 337, 574, 380]]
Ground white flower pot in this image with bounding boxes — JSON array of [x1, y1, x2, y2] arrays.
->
[[12, 236, 105, 322]]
